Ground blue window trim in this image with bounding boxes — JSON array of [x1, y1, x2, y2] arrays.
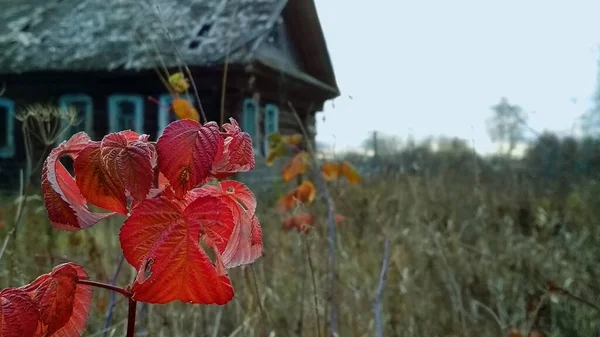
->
[[0, 98, 15, 158], [57, 94, 93, 143], [157, 94, 195, 136], [108, 94, 144, 133], [263, 103, 279, 154], [242, 98, 258, 149]]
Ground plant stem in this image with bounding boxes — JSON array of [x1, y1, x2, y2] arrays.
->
[[374, 238, 390, 337], [126, 298, 137, 337], [289, 103, 338, 337], [103, 254, 126, 337], [77, 279, 132, 298]]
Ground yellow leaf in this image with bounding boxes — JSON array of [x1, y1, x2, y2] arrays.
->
[[340, 161, 361, 184], [172, 98, 199, 122], [266, 142, 286, 167], [168, 72, 190, 93], [282, 134, 303, 145], [321, 162, 341, 181], [281, 151, 310, 182], [268, 132, 282, 144]]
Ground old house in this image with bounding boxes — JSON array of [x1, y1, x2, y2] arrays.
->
[[0, 0, 339, 191]]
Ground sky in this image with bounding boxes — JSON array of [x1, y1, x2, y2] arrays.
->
[[313, 0, 600, 154]]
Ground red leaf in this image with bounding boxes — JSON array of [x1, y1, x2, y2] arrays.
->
[[74, 132, 154, 214], [100, 132, 154, 208], [42, 132, 115, 231], [74, 142, 127, 214], [19, 263, 92, 337], [119, 195, 235, 304], [156, 120, 223, 197], [196, 180, 262, 268], [0, 288, 40, 337], [211, 118, 255, 176]]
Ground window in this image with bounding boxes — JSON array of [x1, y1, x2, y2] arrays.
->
[[157, 94, 195, 136], [0, 98, 15, 158], [241, 98, 258, 150], [263, 104, 279, 154], [108, 95, 144, 133], [58, 94, 93, 143]]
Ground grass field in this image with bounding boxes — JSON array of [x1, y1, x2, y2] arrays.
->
[[2, 159, 600, 337]]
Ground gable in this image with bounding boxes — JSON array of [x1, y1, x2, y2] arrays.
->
[[252, 17, 305, 75]]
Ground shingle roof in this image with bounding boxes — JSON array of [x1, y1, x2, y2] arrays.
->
[[0, 0, 286, 73]]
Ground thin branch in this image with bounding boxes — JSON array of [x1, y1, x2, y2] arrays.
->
[[102, 254, 126, 337], [289, 102, 338, 337], [210, 307, 224, 337], [546, 280, 600, 313], [303, 235, 322, 337], [152, 3, 207, 124], [250, 265, 270, 335], [77, 279, 132, 298], [374, 238, 390, 337], [523, 292, 548, 337], [219, 2, 240, 125], [0, 170, 26, 264]]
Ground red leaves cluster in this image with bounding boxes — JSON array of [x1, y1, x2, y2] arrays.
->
[[40, 118, 261, 305], [0, 263, 92, 337]]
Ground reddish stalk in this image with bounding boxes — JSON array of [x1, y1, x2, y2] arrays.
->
[[126, 298, 137, 337], [77, 279, 138, 337], [76, 279, 132, 298]]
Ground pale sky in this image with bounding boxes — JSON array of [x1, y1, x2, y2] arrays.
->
[[314, 0, 600, 154]]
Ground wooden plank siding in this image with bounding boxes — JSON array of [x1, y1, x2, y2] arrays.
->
[[0, 68, 321, 194]]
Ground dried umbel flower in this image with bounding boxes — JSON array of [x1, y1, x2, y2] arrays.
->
[[16, 103, 78, 146]]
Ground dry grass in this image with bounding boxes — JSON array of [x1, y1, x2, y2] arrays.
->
[[2, 167, 600, 337]]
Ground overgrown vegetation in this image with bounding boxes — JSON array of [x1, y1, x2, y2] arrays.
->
[[4, 128, 600, 336]]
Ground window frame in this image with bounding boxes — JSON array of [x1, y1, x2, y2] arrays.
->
[[0, 98, 15, 158], [57, 94, 94, 143], [108, 94, 144, 133]]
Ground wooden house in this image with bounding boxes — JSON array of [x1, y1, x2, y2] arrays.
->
[[0, 0, 339, 191]]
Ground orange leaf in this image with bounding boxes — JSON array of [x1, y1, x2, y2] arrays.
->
[[321, 162, 341, 181], [278, 193, 297, 213], [295, 180, 316, 204], [282, 151, 309, 182], [278, 180, 317, 213], [172, 98, 200, 122], [339, 162, 361, 184]]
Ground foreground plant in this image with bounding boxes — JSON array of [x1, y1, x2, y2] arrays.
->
[[0, 117, 261, 336]]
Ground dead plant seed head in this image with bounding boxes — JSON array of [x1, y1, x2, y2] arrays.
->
[[16, 103, 78, 145]]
